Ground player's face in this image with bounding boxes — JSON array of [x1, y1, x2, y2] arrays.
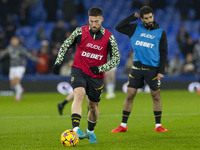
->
[[11, 37, 20, 47], [89, 16, 103, 33], [141, 13, 154, 27]]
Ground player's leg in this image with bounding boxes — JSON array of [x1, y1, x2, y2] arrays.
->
[[111, 87, 137, 133], [9, 66, 25, 101], [87, 100, 99, 143], [71, 87, 88, 138], [105, 68, 116, 99], [71, 88, 85, 115], [85, 76, 104, 143], [87, 101, 99, 123], [12, 78, 23, 101], [86, 95, 90, 113], [70, 67, 88, 139], [150, 89, 168, 132], [58, 93, 74, 115], [111, 69, 143, 133], [145, 69, 168, 132]]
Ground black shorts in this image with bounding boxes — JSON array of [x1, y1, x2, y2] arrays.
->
[[127, 69, 161, 91], [71, 67, 104, 102]]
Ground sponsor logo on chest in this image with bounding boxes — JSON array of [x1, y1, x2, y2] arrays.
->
[[86, 43, 103, 50], [81, 51, 103, 60], [135, 40, 154, 48], [140, 33, 155, 39]]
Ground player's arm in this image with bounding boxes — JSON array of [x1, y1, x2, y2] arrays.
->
[[55, 27, 81, 65], [23, 48, 46, 65], [53, 27, 82, 74], [90, 34, 120, 74], [115, 13, 139, 37], [158, 30, 168, 75], [0, 48, 9, 59], [23, 48, 40, 62]]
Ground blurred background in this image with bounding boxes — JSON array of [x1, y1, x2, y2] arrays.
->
[[0, 0, 200, 93]]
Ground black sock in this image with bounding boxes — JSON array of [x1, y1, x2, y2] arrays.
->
[[122, 111, 130, 123], [88, 120, 97, 131], [154, 111, 162, 124], [71, 113, 81, 128], [61, 99, 68, 106]]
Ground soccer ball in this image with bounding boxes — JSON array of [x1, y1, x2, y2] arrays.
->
[[60, 129, 79, 147]]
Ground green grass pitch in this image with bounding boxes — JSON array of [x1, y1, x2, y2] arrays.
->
[[0, 90, 200, 150]]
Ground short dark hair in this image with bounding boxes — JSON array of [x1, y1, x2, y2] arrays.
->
[[140, 6, 154, 18], [88, 7, 103, 16]]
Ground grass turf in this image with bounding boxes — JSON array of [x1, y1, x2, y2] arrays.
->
[[0, 90, 200, 150]]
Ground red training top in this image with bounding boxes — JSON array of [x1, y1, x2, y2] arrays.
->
[[72, 25, 111, 78]]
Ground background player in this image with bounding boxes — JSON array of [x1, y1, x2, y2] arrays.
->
[[105, 67, 116, 99], [0, 36, 43, 101], [111, 6, 168, 133]]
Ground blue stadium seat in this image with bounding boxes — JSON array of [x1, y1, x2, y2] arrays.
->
[[24, 36, 37, 50], [29, 0, 47, 25], [44, 22, 56, 41], [16, 26, 35, 38]]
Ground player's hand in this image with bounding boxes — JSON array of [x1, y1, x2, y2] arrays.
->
[[89, 66, 100, 74], [39, 58, 45, 65], [157, 73, 164, 80], [134, 13, 140, 18], [53, 64, 61, 75]]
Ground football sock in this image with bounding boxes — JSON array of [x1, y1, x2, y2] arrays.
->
[[154, 111, 162, 124], [107, 83, 115, 94], [122, 110, 130, 125], [156, 123, 161, 128], [71, 113, 81, 128], [121, 122, 127, 128], [87, 129, 94, 133], [110, 82, 115, 93], [61, 99, 68, 106], [14, 84, 22, 97], [73, 127, 79, 132], [87, 120, 97, 131]]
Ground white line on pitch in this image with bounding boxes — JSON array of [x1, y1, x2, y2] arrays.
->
[[0, 113, 199, 119]]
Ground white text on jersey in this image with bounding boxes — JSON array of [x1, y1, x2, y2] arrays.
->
[[135, 40, 154, 48], [86, 43, 103, 50], [140, 33, 155, 39], [81, 51, 103, 60]]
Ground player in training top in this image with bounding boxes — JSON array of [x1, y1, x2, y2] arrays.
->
[[111, 6, 168, 133], [0, 36, 43, 101], [53, 7, 120, 143]]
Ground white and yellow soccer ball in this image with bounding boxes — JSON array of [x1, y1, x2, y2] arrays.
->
[[60, 129, 79, 147]]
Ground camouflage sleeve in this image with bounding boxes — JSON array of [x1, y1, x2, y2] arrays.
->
[[0, 48, 9, 59], [55, 27, 82, 65], [24, 49, 39, 62], [98, 34, 120, 73]]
